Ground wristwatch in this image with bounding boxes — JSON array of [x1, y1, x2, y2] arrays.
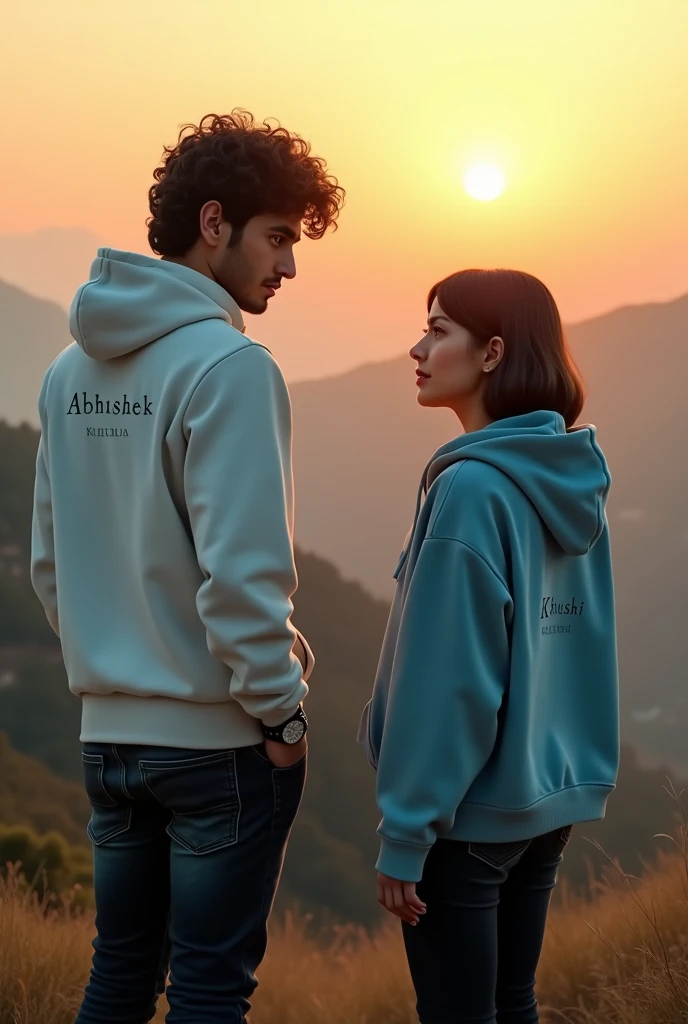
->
[[261, 705, 308, 745]]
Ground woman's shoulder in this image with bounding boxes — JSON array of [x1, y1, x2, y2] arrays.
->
[[428, 458, 533, 540], [431, 457, 525, 505]]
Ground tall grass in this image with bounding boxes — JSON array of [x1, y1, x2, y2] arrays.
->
[[2, 805, 688, 1024]]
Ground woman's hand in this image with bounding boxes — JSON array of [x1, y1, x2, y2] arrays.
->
[[377, 872, 427, 925]]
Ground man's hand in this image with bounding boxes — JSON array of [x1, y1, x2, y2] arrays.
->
[[377, 872, 427, 926], [293, 634, 307, 672], [264, 735, 308, 768]]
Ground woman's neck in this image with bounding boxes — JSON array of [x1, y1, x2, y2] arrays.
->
[[455, 400, 493, 435]]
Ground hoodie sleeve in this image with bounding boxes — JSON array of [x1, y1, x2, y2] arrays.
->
[[375, 537, 512, 882], [183, 343, 312, 726], [30, 375, 60, 637]]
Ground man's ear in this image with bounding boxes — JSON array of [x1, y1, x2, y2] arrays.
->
[[198, 200, 226, 248]]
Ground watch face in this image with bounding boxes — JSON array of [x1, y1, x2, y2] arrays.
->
[[283, 720, 305, 744]]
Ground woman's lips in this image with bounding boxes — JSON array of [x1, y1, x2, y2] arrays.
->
[[416, 371, 430, 385]]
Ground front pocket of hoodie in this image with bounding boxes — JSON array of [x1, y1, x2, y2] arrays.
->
[[468, 838, 530, 870], [140, 751, 240, 854], [82, 753, 132, 845]]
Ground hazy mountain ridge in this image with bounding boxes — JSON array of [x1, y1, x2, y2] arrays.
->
[[288, 292, 688, 775], [2, 281, 687, 776], [0, 280, 72, 428]]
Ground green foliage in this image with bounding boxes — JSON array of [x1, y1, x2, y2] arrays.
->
[[0, 420, 40, 550], [0, 575, 58, 646], [0, 823, 92, 907], [0, 662, 83, 781], [0, 732, 89, 845], [0, 419, 59, 645]]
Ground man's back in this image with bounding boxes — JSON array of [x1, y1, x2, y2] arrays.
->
[[33, 247, 309, 748]]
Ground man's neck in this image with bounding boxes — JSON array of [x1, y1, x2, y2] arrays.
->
[[162, 253, 215, 284]]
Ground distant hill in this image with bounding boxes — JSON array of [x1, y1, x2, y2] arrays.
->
[[0, 732, 89, 846], [289, 293, 688, 776], [0, 281, 71, 428], [0, 227, 102, 310]]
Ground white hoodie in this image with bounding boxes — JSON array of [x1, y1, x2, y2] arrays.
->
[[31, 248, 313, 749]]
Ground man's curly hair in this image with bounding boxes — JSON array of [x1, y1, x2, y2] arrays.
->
[[147, 110, 345, 256]]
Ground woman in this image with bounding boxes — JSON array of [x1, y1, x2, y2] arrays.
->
[[358, 269, 619, 1023]]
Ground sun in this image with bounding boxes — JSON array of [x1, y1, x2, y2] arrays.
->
[[463, 162, 506, 202]]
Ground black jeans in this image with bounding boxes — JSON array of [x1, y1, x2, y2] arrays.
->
[[75, 741, 306, 1024], [402, 826, 572, 1024]]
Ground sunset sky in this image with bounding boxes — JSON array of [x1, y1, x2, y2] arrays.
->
[[2, 0, 687, 381]]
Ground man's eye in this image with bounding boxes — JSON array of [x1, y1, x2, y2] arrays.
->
[[271, 236, 284, 247]]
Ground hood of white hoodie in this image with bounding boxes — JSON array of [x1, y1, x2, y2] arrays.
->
[[69, 248, 245, 360]]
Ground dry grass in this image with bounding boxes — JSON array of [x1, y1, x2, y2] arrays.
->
[[3, 811, 688, 1024]]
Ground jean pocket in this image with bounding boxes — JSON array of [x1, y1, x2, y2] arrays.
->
[[248, 743, 308, 771], [140, 751, 240, 855], [468, 838, 530, 870], [82, 753, 132, 845], [248, 743, 274, 765]]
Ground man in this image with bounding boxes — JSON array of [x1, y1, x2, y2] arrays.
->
[[30, 110, 344, 1023]]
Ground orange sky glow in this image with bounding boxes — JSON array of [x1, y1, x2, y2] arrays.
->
[[1, 0, 687, 380]]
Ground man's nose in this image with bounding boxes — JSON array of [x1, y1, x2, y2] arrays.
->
[[277, 252, 297, 280]]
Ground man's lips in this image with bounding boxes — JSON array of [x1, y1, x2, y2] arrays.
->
[[263, 282, 281, 296]]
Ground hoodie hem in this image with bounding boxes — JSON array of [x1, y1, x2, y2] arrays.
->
[[447, 783, 615, 842], [375, 784, 614, 882], [80, 692, 264, 749]]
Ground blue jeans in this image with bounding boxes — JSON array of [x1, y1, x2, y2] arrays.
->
[[75, 741, 306, 1024], [401, 827, 572, 1024]]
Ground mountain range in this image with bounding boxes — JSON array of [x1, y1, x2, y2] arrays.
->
[[288, 293, 688, 775], [1, 276, 687, 775]]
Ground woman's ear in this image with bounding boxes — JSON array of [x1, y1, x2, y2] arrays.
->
[[484, 335, 504, 372]]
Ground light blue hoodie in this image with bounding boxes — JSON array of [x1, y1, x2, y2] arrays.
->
[[358, 411, 619, 882], [31, 248, 313, 749]]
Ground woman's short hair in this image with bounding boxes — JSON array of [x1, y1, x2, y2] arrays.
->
[[428, 269, 585, 427]]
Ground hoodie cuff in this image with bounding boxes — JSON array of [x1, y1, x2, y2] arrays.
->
[[295, 629, 315, 682], [376, 837, 432, 883]]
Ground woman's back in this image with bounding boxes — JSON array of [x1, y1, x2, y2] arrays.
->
[[360, 410, 618, 879]]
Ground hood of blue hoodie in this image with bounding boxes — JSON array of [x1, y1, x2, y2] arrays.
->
[[412, 411, 611, 557], [69, 248, 245, 360]]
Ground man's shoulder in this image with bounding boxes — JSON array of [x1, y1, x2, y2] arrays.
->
[[180, 320, 279, 374]]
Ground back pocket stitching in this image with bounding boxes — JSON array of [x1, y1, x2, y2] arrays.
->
[[468, 839, 530, 869], [81, 753, 117, 808], [140, 752, 240, 854], [138, 751, 234, 771], [87, 806, 132, 847]]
